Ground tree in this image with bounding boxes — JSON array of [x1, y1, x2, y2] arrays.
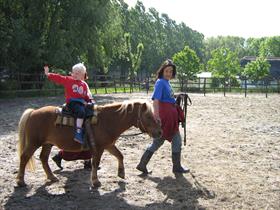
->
[[0, 0, 112, 74], [114, 1, 204, 77], [124, 33, 144, 79], [0, 0, 206, 81], [259, 36, 280, 57], [244, 37, 266, 56], [89, 0, 125, 74], [203, 36, 246, 63], [173, 45, 200, 90], [242, 57, 270, 81], [207, 47, 241, 79]]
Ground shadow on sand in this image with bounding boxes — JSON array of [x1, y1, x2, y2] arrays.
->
[[5, 168, 215, 210]]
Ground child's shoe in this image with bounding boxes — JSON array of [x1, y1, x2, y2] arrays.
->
[[74, 128, 84, 144]]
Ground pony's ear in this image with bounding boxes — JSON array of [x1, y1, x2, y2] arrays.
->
[[141, 103, 148, 112], [127, 104, 133, 113]]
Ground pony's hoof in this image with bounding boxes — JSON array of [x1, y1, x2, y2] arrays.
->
[[48, 176, 59, 182], [92, 180, 101, 188], [16, 180, 27, 187], [118, 168, 125, 179]]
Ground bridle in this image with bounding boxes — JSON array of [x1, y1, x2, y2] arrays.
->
[[120, 104, 148, 137], [137, 104, 148, 134]]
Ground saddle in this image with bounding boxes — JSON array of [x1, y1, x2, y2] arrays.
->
[[54, 103, 100, 150], [54, 103, 99, 127]]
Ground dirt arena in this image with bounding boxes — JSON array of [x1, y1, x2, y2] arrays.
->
[[0, 93, 279, 210]]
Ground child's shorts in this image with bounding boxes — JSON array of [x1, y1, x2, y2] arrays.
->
[[67, 100, 86, 119]]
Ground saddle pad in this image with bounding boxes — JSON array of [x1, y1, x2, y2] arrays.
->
[[54, 104, 99, 127]]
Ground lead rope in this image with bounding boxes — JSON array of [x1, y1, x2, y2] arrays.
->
[[182, 94, 192, 146]]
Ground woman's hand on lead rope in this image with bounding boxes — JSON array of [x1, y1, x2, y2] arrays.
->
[[153, 99, 161, 126], [155, 117, 161, 127]]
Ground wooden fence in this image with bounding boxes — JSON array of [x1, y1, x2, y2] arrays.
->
[[0, 73, 280, 98]]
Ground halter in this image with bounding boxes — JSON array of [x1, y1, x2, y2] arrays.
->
[[136, 104, 148, 134], [120, 103, 152, 138]]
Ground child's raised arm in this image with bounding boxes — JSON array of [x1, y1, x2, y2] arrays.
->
[[44, 65, 49, 76], [44, 65, 68, 86]]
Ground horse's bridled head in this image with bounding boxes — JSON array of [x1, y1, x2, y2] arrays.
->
[[139, 103, 162, 138]]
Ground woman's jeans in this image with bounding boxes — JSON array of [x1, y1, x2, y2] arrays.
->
[[147, 131, 182, 153]]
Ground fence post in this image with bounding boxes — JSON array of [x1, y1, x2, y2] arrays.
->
[[104, 76, 107, 94], [198, 78, 201, 92], [54, 84, 57, 96], [265, 79, 268, 98], [123, 80, 126, 93], [138, 80, 141, 91], [114, 76, 117, 93], [223, 78, 226, 97], [229, 77, 232, 92], [278, 79, 280, 94], [244, 77, 247, 98], [214, 78, 217, 93], [203, 78, 206, 96], [148, 77, 150, 94], [94, 75, 97, 94], [17, 72, 20, 97]]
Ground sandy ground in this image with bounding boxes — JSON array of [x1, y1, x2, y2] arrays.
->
[[0, 92, 279, 210]]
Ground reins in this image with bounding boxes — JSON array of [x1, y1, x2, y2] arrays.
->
[[120, 104, 147, 137], [120, 132, 144, 137]]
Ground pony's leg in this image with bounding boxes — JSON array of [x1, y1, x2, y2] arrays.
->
[[40, 144, 58, 182], [91, 148, 104, 188], [16, 145, 38, 187], [107, 145, 125, 179]]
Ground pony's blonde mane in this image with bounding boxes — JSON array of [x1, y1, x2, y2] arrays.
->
[[116, 99, 154, 115]]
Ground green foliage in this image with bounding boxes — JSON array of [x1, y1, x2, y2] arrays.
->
[[172, 46, 200, 79], [244, 38, 266, 56], [259, 36, 280, 57], [242, 57, 271, 81], [0, 0, 277, 83], [203, 36, 246, 63], [0, 0, 112, 73], [207, 47, 241, 79], [51, 68, 68, 76], [124, 33, 144, 79], [0, 0, 205, 79], [230, 77, 240, 87]]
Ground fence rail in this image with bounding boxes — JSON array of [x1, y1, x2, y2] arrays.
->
[[0, 73, 280, 98]]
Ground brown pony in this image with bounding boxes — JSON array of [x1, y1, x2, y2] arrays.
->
[[17, 100, 162, 187]]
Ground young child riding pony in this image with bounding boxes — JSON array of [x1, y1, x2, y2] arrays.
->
[[44, 63, 94, 144]]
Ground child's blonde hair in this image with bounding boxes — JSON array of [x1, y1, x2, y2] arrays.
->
[[72, 63, 86, 74], [72, 63, 88, 80]]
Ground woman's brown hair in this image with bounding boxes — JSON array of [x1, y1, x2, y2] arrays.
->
[[156, 59, 176, 79]]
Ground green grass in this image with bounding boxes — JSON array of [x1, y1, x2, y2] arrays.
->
[[90, 86, 148, 94]]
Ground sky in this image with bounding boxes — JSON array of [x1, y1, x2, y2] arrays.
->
[[123, 0, 280, 38]]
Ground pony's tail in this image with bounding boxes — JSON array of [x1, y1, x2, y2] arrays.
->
[[17, 108, 36, 171]]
